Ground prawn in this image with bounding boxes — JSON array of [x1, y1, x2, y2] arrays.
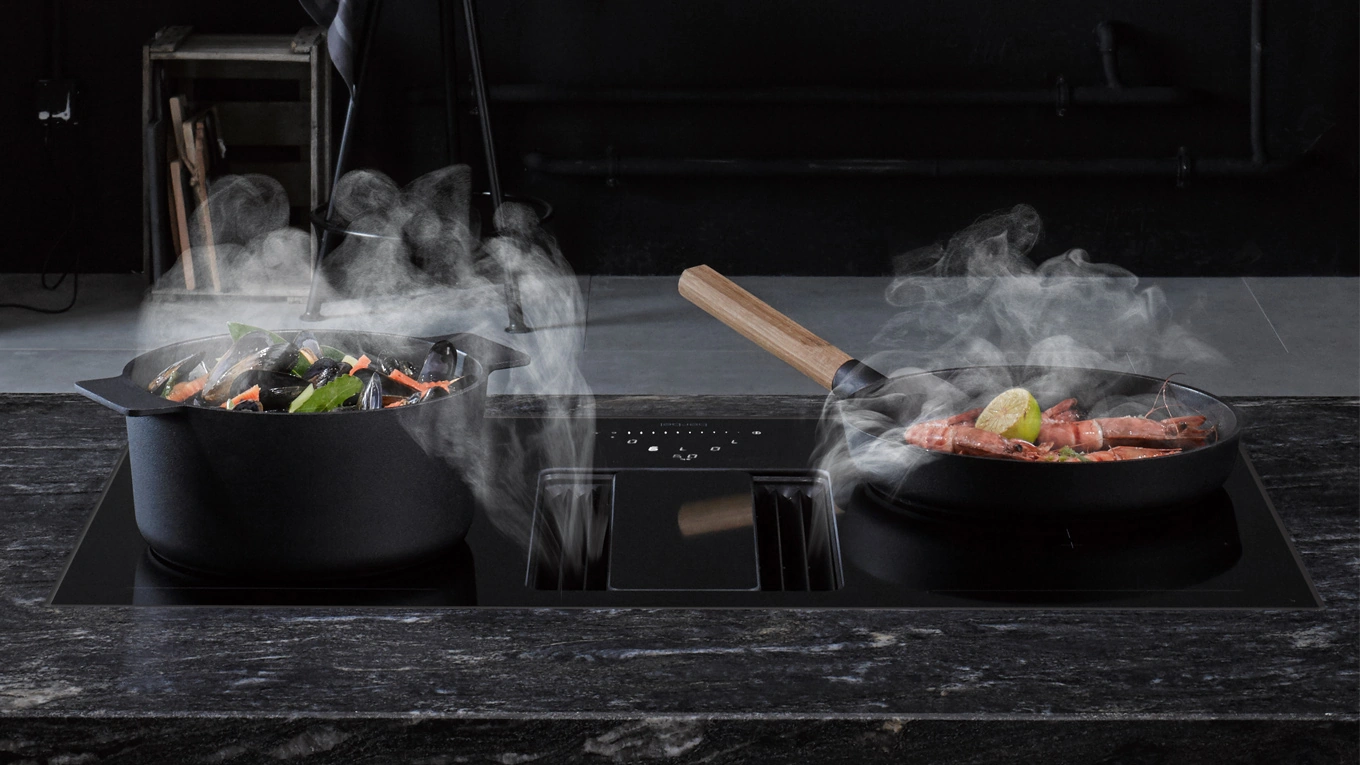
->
[[1037, 414, 1212, 452]]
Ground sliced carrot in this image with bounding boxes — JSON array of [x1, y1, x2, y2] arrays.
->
[[383, 398, 409, 408], [348, 355, 371, 375], [388, 368, 453, 393], [166, 375, 206, 402], [386, 368, 422, 390], [222, 385, 261, 409]]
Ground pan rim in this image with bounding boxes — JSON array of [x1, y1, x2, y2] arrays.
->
[[840, 363, 1241, 467], [121, 329, 485, 414]]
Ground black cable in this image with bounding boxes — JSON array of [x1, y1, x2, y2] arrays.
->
[[0, 273, 79, 315], [0, 129, 80, 314]]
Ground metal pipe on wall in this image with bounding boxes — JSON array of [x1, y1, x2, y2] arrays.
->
[[470, 18, 1196, 109], [478, 84, 1199, 107], [523, 154, 1298, 179], [523, 3, 1282, 185]]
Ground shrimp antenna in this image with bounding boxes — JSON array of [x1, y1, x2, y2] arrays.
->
[[1145, 373, 1186, 418]]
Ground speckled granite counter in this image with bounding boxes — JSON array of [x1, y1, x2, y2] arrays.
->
[[1, 394, 1355, 763]]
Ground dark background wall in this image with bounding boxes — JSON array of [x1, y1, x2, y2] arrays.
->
[[1, 0, 1355, 277]]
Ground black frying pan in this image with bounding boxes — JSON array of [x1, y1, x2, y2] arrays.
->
[[678, 265, 1242, 519]]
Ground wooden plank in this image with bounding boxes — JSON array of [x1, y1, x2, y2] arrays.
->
[[167, 159, 195, 291], [291, 26, 324, 54], [213, 102, 310, 146], [190, 119, 222, 292], [166, 95, 190, 174], [166, 157, 185, 260], [148, 26, 193, 53], [152, 35, 309, 62]]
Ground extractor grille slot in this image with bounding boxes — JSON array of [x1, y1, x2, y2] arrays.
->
[[527, 473, 613, 591], [753, 474, 843, 592]]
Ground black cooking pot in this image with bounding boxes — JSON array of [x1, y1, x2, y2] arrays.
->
[[76, 331, 527, 579]]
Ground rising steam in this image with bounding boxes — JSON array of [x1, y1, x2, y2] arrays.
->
[[140, 166, 592, 549], [817, 204, 1226, 493]]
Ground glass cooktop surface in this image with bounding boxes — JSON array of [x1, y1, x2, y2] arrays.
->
[[50, 417, 1320, 609]]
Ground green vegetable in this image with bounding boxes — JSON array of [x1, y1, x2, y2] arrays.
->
[[289, 375, 363, 413], [227, 322, 287, 345], [287, 384, 315, 413], [321, 345, 347, 361], [227, 322, 313, 376], [1056, 446, 1092, 463]]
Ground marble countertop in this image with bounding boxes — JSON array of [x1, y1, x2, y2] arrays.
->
[[1, 393, 1355, 763]]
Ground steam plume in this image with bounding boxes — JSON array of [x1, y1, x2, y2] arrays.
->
[[817, 204, 1225, 494], [139, 166, 592, 551]]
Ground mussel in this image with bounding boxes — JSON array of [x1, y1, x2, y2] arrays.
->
[[353, 367, 417, 397], [358, 371, 384, 410], [364, 352, 419, 379], [302, 357, 346, 389], [419, 340, 464, 383], [202, 334, 301, 405], [229, 369, 308, 411], [293, 330, 324, 365], [146, 351, 206, 397], [403, 387, 450, 406]]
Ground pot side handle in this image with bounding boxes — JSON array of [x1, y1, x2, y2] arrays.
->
[[423, 333, 531, 375], [75, 376, 184, 417]]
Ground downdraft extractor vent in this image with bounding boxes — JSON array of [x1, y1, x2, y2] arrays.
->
[[527, 473, 613, 591], [753, 476, 843, 592], [527, 469, 843, 594]]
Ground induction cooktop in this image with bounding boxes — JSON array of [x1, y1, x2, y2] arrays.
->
[[50, 416, 1320, 609]]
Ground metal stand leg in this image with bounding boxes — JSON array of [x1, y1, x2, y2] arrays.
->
[[439, 0, 459, 164], [461, 0, 531, 333], [300, 0, 383, 322], [304, 0, 531, 331]]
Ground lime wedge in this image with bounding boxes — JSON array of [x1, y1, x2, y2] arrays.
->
[[975, 388, 1042, 443]]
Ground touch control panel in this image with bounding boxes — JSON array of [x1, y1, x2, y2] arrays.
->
[[595, 418, 820, 470]]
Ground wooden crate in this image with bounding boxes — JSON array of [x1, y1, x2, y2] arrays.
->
[[142, 26, 331, 294]]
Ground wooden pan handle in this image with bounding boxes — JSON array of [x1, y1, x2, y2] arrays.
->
[[678, 265, 851, 390]]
